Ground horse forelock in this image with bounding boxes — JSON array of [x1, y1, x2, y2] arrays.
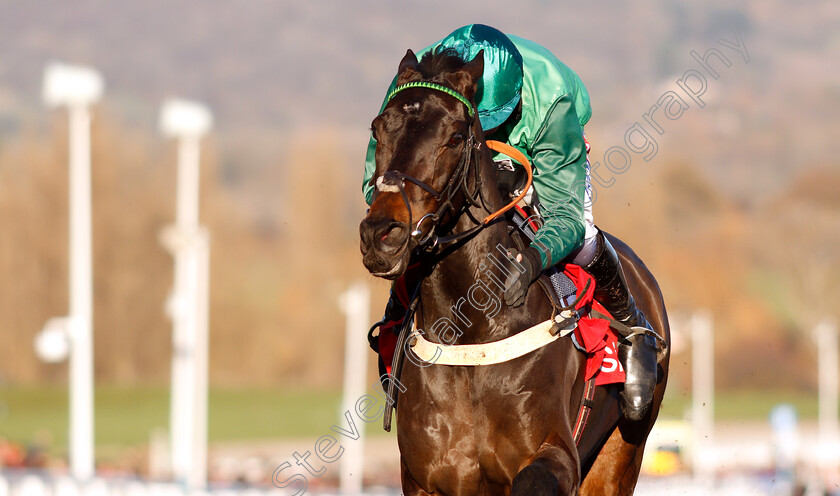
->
[[417, 48, 470, 83], [418, 48, 469, 74]]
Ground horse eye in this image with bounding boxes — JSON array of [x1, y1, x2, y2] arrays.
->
[[370, 125, 378, 141], [448, 133, 464, 147]]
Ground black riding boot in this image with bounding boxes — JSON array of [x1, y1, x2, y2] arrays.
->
[[584, 231, 658, 422]]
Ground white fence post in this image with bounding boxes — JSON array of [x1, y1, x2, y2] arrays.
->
[[338, 282, 370, 495], [815, 319, 839, 481], [159, 99, 213, 490], [691, 310, 714, 485], [40, 63, 103, 481]]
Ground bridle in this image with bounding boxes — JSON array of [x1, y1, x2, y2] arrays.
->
[[373, 80, 533, 251], [374, 81, 484, 250]]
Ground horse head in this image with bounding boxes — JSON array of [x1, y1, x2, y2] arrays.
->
[[359, 48, 490, 279]]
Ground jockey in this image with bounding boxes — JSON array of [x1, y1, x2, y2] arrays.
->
[[362, 24, 658, 421]]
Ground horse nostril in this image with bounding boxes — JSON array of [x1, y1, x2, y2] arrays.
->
[[377, 223, 407, 253], [380, 226, 400, 241]]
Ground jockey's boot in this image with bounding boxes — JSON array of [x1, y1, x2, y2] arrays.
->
[[584, 231, 658, 422]]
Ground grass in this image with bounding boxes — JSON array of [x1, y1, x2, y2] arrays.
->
[[0, 385, 346, 453], [660, 388, 819, 421], [0, 385, 820, 454]]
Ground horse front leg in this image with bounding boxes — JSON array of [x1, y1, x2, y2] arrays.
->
[[512, 441, 580, 496]]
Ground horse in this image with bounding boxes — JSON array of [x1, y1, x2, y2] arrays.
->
[[359, 47, 671, 495]]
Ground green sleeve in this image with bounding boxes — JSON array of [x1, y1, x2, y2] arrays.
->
[[363, 43, 445, 206], [362, 73, 403, 206], [362, 135, 377, 205], [529, 93, 587, 268]]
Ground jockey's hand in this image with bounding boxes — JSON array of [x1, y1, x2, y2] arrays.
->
[[503, 246, 543, 307]]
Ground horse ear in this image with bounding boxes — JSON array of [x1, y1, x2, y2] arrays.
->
[[451, 49, 484, 101], [396, 49, 421, 85]]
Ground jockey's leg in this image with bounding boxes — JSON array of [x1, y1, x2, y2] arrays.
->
[[575, 230, 657, 422]]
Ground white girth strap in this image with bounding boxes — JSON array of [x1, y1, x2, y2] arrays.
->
[[408, 312, 578, 367]]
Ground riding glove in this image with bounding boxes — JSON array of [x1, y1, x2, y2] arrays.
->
[[503, 246, 543, 307]]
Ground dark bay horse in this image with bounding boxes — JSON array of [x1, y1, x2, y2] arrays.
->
[[359, 48, 670, 495]]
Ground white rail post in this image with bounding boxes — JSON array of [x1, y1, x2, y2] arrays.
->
[[41, 62, 103, 481], [159, 99, 213, 490], [691, 310, 714, 486], [338, 282, 370, 495], [814, 319, 839, 480]]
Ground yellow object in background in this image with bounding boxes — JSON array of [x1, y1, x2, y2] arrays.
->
[[645, 449, 681, 476]]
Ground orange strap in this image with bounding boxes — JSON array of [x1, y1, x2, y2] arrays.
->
[[483, 140, 533, 224]]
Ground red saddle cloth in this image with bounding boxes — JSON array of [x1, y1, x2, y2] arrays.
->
[[378, 264, 625, 387], [562, 264, 625, 386]]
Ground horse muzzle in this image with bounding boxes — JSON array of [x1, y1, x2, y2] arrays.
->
[[359, 216, 411, 279]]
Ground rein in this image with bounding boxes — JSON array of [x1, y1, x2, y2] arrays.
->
[[376, 81, 533, 251]]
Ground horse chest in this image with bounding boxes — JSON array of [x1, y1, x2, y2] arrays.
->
[[397, 362, 555, 491]]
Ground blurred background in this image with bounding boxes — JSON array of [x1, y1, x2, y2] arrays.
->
[[0, 0, 838, 494]]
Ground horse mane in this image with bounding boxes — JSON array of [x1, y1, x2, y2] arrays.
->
[[417, 47, 468, 80]]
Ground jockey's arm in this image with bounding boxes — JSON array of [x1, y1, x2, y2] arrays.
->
[[527, 93, 588, 269], [363, 76, 401, 206], [363, 135, 377, 205]]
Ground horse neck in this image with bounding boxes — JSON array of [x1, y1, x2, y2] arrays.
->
[[418, 150, 515, 344]]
